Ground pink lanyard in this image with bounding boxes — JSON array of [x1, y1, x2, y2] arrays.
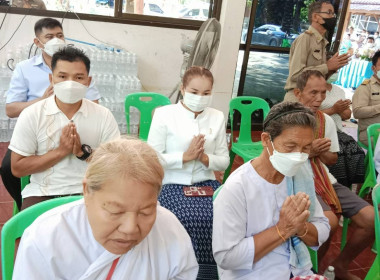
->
[[105, 257, 120, 280]]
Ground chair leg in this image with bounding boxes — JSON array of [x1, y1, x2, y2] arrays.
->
[[364, 255, 379, 280], [341, 217, 350, 251], [308, 247, 318, 272], [223, 151, 236, 183]]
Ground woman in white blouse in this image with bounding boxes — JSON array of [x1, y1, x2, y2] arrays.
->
[[13, 138, 198, 280], [213, 102, 330, 280], [148, 66, 229, 279]]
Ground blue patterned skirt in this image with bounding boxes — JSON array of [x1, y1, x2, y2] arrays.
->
[[159, 180, 221, 280]]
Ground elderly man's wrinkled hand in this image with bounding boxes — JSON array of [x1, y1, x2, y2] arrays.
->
[[310, 138, 331, 157]]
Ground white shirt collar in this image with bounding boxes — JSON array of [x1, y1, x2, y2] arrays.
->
[[45, 95, 88, 118]]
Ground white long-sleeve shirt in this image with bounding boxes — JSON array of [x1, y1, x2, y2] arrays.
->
[[212, 161, 330, 280], [148, 102, 229, 185], [13, 199, 199, 280]]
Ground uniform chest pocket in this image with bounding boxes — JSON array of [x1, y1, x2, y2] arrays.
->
[[370, 92, 380, 105], [312, 49, 323, 60]]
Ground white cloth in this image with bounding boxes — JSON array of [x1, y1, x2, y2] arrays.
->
[[9, 96, 120, 198], [321, 113, 340, 184], [13, 199, 199, 280], [147, 102, 229, 185], [6, 54, 100, 103], [212, 161, 330, 280], [320, 85, 346, 131]]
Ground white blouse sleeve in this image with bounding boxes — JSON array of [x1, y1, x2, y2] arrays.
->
[[148, 108, 184, 170], [205, 111, 230, 171], [12, 229, 55, 280], [212, 182, 255, 270]]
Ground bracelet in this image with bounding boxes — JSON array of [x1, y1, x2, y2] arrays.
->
[[296, 223, 308, 238], [275, 224, 286, 242]]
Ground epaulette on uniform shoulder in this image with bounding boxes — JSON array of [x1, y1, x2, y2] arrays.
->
[[361, 79, 370, 85], [305, 30, 312, 35]]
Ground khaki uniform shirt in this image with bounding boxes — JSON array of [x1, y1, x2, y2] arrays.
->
[[285, 26, 329, 91], [12, 0, 46, 9], [352, 76, 380, 146]]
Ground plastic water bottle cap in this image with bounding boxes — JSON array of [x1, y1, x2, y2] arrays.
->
[[328, 266, 334, 272]]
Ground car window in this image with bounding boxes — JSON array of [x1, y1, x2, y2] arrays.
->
[[149, 4, 163, 14], [202, 9, 208, 17], [186, 9, 199, 16]]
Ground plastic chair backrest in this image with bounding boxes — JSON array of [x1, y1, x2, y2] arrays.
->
[[213, 185, 224, 201], [372, 184, 380, 262], [12, 175, 31, 216], [125, 92, 171, 141], [366, 124, 380, 180], [2, 196, 83, 280], [229, 97, 270, 144]]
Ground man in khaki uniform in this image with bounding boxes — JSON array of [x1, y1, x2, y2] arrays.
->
[[352, 50, 380, 146], [12, 0, 46, 9], [284, 0, 349, 102]]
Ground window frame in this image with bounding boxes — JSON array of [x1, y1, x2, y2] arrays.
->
[[1, 0, 222, 31]]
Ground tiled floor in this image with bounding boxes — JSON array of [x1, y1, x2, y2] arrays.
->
[[0, 141, 376, 279]]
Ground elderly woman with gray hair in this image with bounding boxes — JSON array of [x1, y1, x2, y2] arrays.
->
[[13, 138, 199, 280], [212, 102, 330, 280]]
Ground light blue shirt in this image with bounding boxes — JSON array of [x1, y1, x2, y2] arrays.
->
[[6, 54, 101, 104]]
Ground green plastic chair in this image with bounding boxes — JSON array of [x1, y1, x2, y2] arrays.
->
[[125, 92, 171, 141], [341, 124, 380, 251], [222, 97, 270, 183], [12, 175, 30, 216], [1, 195, 83, 280], [365, 183, 380, 279], [213, 185, 318, 272]]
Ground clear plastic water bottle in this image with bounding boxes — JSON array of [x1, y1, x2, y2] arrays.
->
[[323, 266, 335, 280]]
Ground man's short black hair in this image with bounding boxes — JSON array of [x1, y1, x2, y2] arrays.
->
[[368, 37, 375, 42], [34, 18, 63, 36], [52, 47, 91, 74], [373, 51, 380, 66]]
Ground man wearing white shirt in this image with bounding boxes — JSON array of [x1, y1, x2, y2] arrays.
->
[[2, 18, 101, 209], [294, 70, 374, 280], [9, 46, 119, 209]]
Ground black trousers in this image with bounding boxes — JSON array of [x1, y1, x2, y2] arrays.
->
[[1, 149, 21, 209]]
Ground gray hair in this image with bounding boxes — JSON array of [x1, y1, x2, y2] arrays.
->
[[263, 102, 316, 141], [308, 1, 333, 23], [85, 137, 164, 194], [296, 70, 325, 92]]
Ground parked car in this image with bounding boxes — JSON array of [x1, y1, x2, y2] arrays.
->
[[179, 4, 209, 21], [241, 24, 298, 47], [144, 1, 165, 16], [95, 0, 114, 8]]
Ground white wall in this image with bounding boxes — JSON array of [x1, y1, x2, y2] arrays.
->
[[0, 0, 246, 117]]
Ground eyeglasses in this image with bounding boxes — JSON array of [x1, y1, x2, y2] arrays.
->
[[317, 11, 337, 18]]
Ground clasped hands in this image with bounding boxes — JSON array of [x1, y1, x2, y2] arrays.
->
[[276, 192, 311, 241], [309, 137, 331, 158], [332, 99, 351, 114], [183, 134, 207, 164], [58, 122, 83, 158]]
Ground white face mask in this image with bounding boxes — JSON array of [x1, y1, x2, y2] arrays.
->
[[367, 43, 375, 48], [377, 70, 380, 80], [39, 37, 66, 57], [183, 92, 211, 112], [267, 141, 309, 177], [54, 80, 88, 104]]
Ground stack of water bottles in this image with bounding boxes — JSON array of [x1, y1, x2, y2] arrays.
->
[[81, 45, 142, 135], [0, 43, 143, 142]]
